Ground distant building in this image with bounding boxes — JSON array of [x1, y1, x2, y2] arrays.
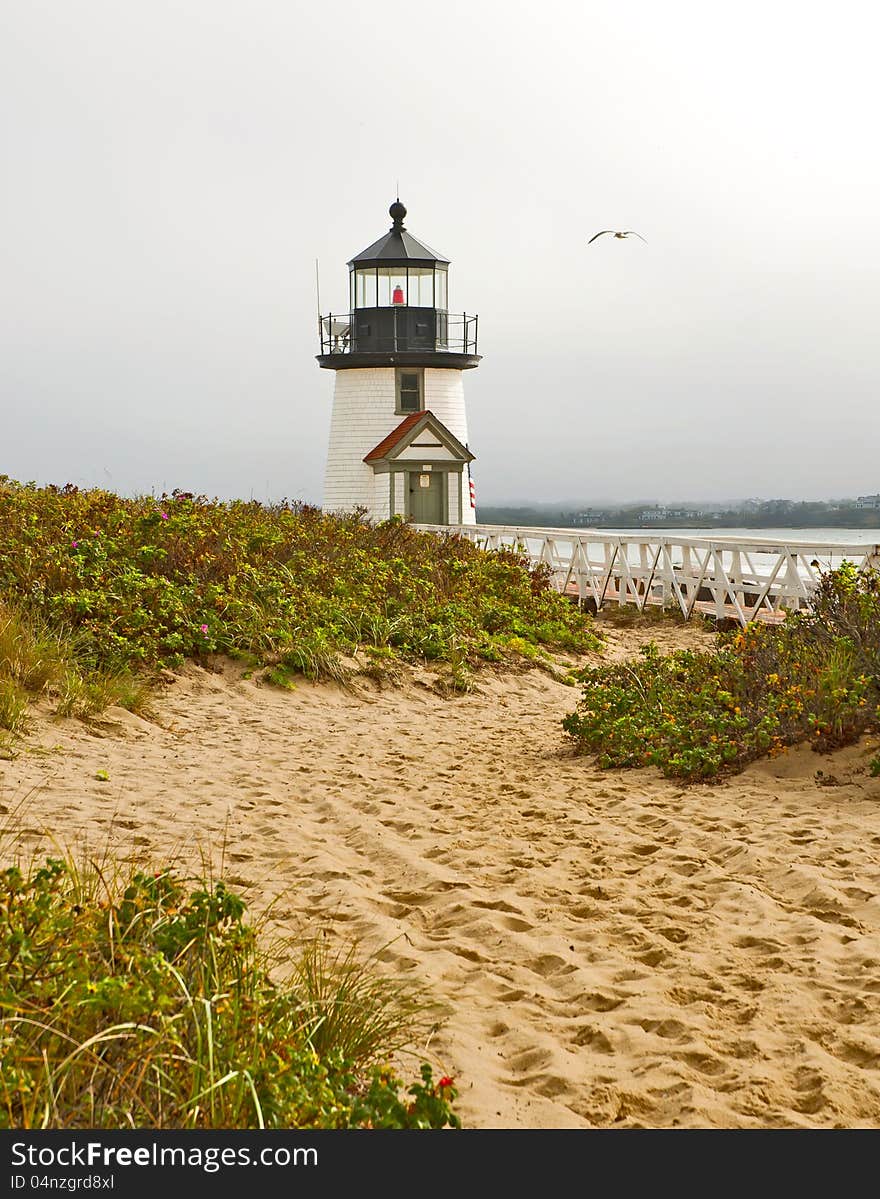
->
[[665, 507, 705, 519], [856, 495, 880, 510], [573, 509, 611, 525], [638, 506, 705, 522]]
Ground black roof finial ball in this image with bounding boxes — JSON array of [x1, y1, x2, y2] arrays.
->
[[389, 199, 407, 229]]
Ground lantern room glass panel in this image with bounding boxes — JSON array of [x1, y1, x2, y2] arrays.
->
[[378, 267, 408, 306], [354, 269, 377, 309], [435, 267, 448, 311], [408, 268, 434, 307]]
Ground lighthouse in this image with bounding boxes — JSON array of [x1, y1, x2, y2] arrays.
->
[[318, 200, 480, 526]]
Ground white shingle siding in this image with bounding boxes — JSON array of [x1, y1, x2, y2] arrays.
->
[[322, 365, 476, 525], [423, 369, 469, 446], [323, 368, 397, 513], [423, 370, 476, 526]]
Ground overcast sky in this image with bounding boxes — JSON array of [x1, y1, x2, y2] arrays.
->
[[2, 1, 879, 506]]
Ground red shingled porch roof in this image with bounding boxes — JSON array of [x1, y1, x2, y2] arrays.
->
[[363, 411, 431, 463]]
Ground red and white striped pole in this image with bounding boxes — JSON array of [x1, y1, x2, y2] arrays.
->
[[469, 475, 476, 509]]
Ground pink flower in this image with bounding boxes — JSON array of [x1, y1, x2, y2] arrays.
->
[[160, 512, 169, 520], [71, 540, 78, 548], [200, 624, 209, 634]]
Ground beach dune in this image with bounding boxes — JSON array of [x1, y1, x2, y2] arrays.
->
[[3, 621, 880, 1128]]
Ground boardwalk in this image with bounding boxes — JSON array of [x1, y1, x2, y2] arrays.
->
[[418, 525, 880, 626]]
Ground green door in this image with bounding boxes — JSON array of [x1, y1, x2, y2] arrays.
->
[[408, 471, 444, 524]]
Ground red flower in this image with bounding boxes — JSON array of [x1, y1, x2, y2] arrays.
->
[[438, 1076, 454, 1089]]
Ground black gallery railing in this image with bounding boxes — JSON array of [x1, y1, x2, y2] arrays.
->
[[319, 310, 478, 356]]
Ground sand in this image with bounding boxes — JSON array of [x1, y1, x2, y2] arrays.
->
[[2, 618, 880, 1129]]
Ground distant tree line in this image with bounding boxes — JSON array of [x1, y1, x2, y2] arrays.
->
[[475, 499, 880, 530]]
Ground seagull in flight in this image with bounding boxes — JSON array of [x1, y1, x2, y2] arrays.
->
[[588, 230, 647, 244]]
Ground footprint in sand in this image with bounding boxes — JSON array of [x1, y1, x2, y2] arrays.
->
[[635, 1018, 689, 1041], [582, 992, 627, 1012], [678, 1051, 728, 1078], [506, 1047, 553, 1073], [657, 926, 689, 944], [572, 1025, 615, 1053], [636, 947, 669, 967], [501, 916, 534, 932]]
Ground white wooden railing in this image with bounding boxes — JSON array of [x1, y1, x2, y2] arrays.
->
[[417, 524, 880, 625]]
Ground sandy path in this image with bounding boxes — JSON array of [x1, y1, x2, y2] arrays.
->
[[2, 621, 880, 1128]]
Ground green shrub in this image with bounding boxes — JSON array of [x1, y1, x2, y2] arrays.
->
[[563, 565, 880, 781], [0, 480, 598, 690], [0, 855, 459, 1129]]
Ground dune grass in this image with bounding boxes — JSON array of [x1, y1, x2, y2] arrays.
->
[[0, 603, 151, 737], [0, 848, 459, 1129]]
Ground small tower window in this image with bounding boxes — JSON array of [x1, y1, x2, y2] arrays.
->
[[396, 369, 422, 414]]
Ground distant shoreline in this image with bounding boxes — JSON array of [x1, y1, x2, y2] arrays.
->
[[583, 522, 879, 533], [477, 509, 880, 533]]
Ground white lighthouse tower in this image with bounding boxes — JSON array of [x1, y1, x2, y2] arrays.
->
[[318, 200, 480, 526]]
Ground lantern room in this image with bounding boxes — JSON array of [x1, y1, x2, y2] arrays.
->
[[317, 200, 478, 367], [349, 200, 449, 312]]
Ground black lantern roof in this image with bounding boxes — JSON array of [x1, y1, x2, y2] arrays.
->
[[347, 201, 450, 268]]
